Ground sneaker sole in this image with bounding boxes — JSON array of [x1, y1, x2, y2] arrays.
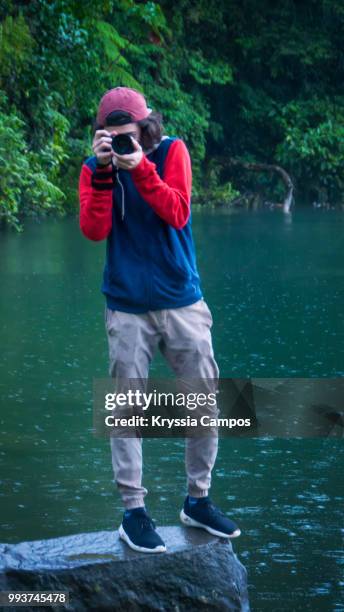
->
[[118, 524, 167, 553], [180, 509, 241, 539]]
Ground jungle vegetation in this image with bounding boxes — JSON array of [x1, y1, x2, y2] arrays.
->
[[0, 0, 343, 230]]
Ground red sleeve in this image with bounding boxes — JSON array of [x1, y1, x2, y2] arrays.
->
[[130, 139, 192, 230], [78, 163, 113, 241]]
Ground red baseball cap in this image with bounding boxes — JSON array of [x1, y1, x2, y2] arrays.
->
[[96, 87, 152, 124]]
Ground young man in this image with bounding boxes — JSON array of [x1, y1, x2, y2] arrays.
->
[[79, 87, 241, 553]]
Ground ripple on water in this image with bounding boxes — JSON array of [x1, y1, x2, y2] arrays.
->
[[234, 506, 262, 515], [271, 553, 297, 563]]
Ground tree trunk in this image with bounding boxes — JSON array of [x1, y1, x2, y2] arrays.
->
[[212, 156, 294, 212], [228, 158, 294, 213]]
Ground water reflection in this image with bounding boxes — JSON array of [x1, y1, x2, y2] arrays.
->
[[0, 210, 343, 610]]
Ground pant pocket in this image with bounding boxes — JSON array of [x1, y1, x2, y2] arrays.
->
[[201, 300, 214, 328], [105, 305, 116, 331], [183, 299, 213, 328]]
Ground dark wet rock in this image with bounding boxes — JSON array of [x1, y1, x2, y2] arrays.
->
[[0, 526, 249, 611]]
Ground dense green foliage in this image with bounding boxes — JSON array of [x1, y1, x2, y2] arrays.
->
[[0, 1, 343, 229]]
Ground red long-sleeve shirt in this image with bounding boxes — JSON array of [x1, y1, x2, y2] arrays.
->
[[79, 138, 192, 241]]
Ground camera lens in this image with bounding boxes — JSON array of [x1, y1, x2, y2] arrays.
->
[[112, 134, 134, 155]]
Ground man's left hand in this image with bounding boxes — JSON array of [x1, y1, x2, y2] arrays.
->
[[112, 137, 143, 171]]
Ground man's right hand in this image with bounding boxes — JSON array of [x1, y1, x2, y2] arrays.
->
[[92, 129, 115, 166]]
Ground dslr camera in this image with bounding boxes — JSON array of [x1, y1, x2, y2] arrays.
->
[[111, 134, 135, 155]]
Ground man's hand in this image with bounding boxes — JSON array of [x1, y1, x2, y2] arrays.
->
[[92, 129, 113, 166], [112, 136, 143, 171]]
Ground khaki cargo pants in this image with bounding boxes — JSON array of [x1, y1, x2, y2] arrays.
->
[[104, 298, 220, 509]]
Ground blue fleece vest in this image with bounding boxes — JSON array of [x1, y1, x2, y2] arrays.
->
[[87, 137, 203, 313]]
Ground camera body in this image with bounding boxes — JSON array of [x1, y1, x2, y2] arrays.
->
[[112, 134, 135, 155]]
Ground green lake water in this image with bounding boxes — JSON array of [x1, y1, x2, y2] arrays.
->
[[0, 208, 343, 611]]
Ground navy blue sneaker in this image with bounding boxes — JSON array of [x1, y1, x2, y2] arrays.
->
[[180, 496, 241, 538], [119, 507, 167, 553]]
